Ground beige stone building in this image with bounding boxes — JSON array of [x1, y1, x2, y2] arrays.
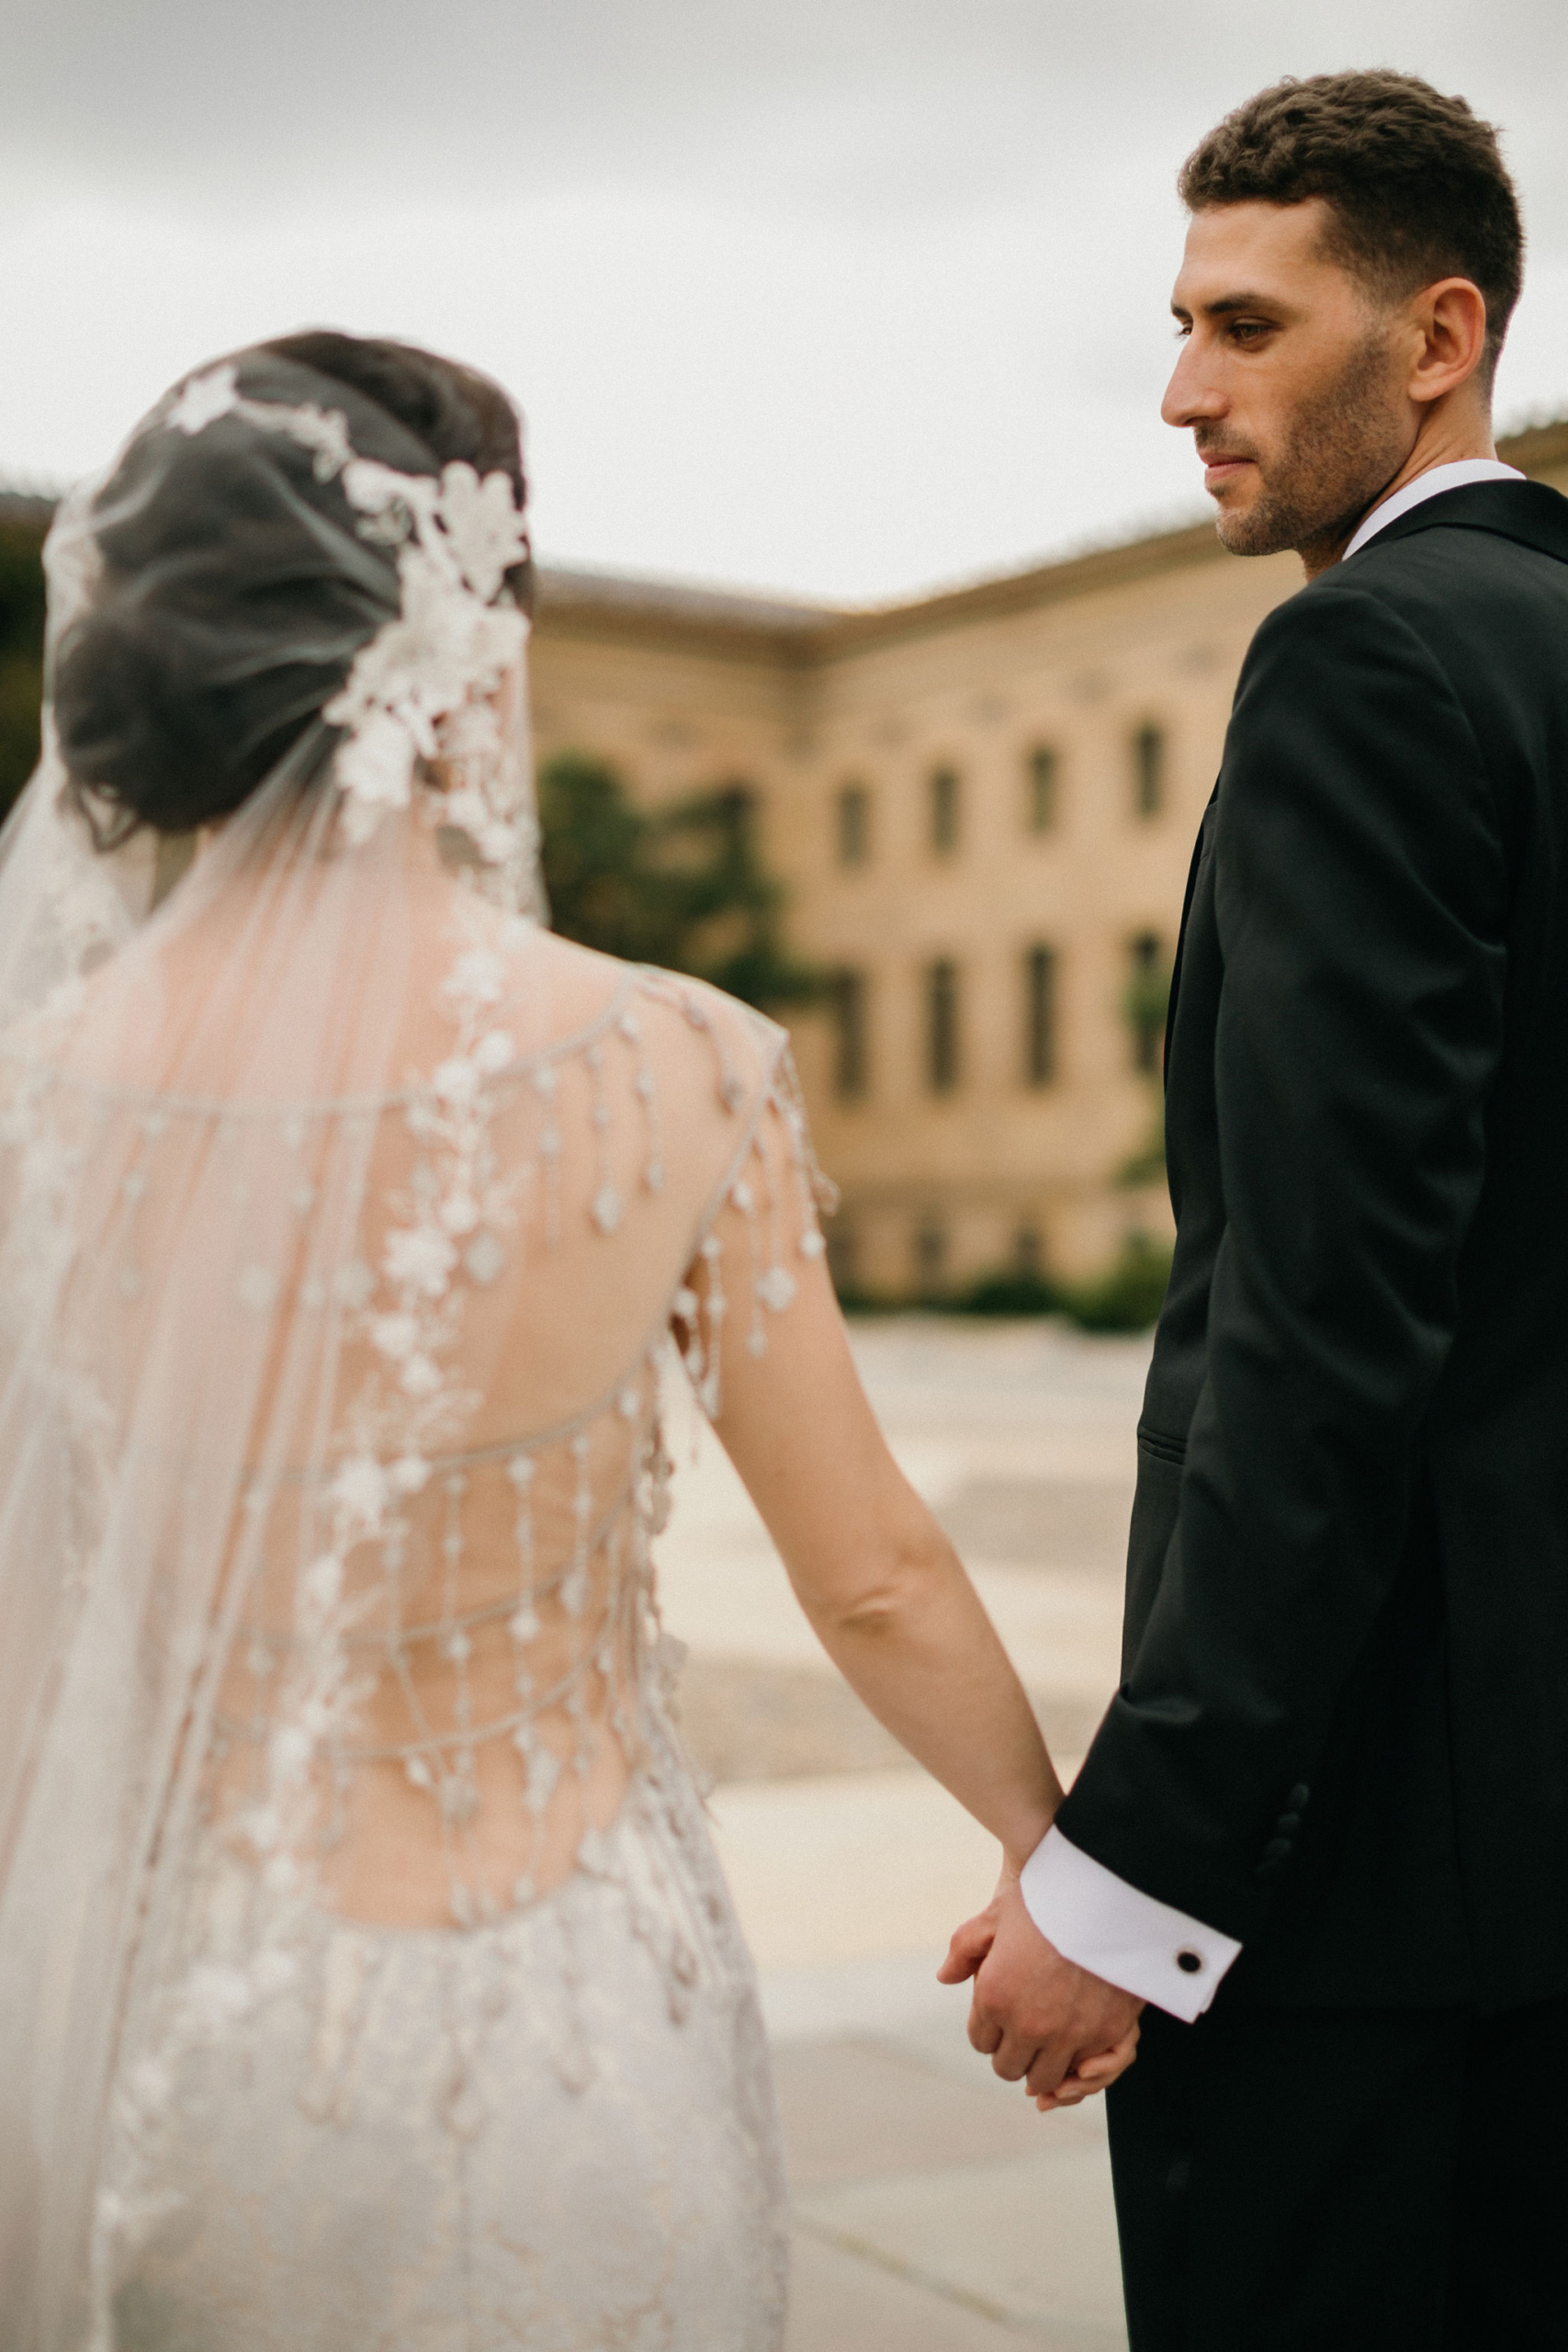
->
[[536, 421, 1568, 1298]]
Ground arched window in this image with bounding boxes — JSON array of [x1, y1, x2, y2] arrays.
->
[[837, 783, 870, 865], [1126, 932, 1169, 1074], [830, 968, 870, 1100], [926, 958, 960, 1091], [1027, 745, 1058, 832], [930, 766, 960, 854], [1133, 724, 1165, 819], [1023, 944, 1057, 1086], [914, 1219, 947, 1295]]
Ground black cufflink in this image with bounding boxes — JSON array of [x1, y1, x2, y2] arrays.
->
[[1175, 1948, 1204, 1975]]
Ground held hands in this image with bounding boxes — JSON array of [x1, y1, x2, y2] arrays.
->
[[939, 1867, 1143, 2112]]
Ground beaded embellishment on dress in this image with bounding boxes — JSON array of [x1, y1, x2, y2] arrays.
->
[[65, 930, 829, 2345]]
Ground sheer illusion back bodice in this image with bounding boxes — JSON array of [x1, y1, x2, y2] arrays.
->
[[177, 910, 826, 1933]]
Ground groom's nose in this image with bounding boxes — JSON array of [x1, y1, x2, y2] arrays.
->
[[1162, 338, 1228, 432]]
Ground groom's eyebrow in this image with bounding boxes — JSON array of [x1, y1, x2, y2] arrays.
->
[[1171, 291, 1278, 320]]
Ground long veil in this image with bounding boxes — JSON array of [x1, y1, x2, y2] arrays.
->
[[0, 352, 568, 2347]]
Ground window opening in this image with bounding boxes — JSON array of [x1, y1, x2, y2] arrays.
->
[[927, 958, 960, 1091]]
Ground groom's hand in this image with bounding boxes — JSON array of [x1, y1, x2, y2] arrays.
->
[[941, 1877, 1142, 2099]]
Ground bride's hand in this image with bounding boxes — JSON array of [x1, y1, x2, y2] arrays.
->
[[1031, 2019, 1141, 2111], [935, 1855, 1029, 1988]]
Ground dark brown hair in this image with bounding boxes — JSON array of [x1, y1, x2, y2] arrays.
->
[[53, 332, 530, 843], [1179, 72, 1524, 380]]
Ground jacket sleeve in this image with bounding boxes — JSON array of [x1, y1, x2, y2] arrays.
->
[[1054, 583, 1509, 1942]]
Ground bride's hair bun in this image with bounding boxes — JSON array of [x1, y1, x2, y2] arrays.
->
[[51, 332, 528, 845]]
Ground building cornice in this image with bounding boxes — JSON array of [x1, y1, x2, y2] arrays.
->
[[531, 415, 1568, 664], [534, 571, 829, 671], [8, 417, 1568, 665], [530, 519, 1233, 665]]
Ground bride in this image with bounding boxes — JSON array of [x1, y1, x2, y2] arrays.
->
[[0, 331, 1134, 2352]]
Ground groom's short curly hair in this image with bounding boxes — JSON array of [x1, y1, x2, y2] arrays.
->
[[1179, 72, 1524, 384]]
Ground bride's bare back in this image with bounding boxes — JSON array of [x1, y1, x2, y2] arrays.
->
[[169, 903, 830, 1930]]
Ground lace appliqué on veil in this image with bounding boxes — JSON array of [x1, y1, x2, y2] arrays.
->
[[162, 361, 536, 896]]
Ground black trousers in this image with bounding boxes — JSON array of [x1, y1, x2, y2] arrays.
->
[[1106, 1996, 1568, 2350]]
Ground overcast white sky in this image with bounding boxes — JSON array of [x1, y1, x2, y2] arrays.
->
[[3, 0, 1566, 602]]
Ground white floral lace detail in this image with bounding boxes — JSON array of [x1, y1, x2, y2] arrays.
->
[[159, 364, 534, 893]]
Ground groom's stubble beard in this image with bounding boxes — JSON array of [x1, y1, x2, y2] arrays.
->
[[1201, 323, 1411, 566]]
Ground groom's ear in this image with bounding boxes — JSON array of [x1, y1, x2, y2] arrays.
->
[[1401, 277, 1492, 413]]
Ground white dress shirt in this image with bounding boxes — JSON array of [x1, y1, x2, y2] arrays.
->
[[1020, 454, 1525, 2023], [1343, 456, 1523, 559]]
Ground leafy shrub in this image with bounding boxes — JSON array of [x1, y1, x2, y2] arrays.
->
[[538, 752, 820, 1010], [834, 1239, 1170, 1329], [934, 1236, 1172, 1332], [1061, 1235, 1172, 1332], [961, 1270, 1060, 1317]]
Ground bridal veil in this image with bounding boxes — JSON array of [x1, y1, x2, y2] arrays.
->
[[0, 344, 824, 2347]]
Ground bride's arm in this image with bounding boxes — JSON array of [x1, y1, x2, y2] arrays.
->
[[686, 1241, 1062, 1875]]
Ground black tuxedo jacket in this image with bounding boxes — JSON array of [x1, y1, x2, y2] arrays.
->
[[1055, 481, 1568, 2011]]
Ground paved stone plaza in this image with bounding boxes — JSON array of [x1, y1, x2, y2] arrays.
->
[[657, 1316, 1151, 2349]]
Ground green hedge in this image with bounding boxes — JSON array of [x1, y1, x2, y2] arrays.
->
[[1055, 1235, 1172, 1333], [837, 1235, 1173, 1335]]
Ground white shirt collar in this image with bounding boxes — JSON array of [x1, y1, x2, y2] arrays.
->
[[1342, 458, 1525, 562]]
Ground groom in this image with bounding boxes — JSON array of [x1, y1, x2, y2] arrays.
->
[[944, 69, 1568, 2347]]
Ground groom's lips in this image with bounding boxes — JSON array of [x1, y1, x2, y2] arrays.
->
[[1197, 449, 1256, 492]]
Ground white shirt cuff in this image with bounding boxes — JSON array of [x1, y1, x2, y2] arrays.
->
[[1019, 1825, 1242, 2023]]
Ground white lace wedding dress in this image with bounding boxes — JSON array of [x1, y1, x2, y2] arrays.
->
[[95, 951, 813, 2352], [96, 949, 823, 2352], [0, 354, 826, 2352]]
